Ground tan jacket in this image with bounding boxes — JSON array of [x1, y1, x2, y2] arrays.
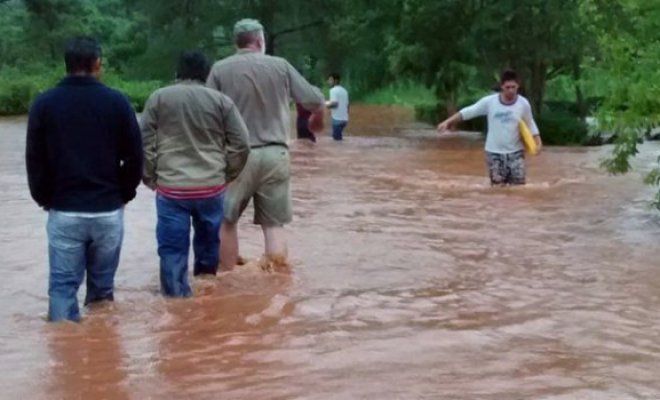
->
[[140, 80, 250, 189], [207, 49, 324, 147]]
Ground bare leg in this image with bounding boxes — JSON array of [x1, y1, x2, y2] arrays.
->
[[262, 225, 288, 260], [220, 221, 239, 270]]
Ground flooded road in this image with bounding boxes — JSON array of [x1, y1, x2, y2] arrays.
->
[[1, 106, 660, 399]]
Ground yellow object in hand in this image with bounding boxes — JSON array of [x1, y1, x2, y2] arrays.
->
[[519, 120, 538, 155]]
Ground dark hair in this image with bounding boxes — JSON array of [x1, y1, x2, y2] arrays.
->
[[235, 31, 262, 48], [328, 73, 341, 82], [499, 69, 519, 84], [64, 36, 102, 74], [176, 50, 211, 82]]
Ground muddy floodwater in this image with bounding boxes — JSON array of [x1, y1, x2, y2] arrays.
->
[[1, 106, 660, 400]]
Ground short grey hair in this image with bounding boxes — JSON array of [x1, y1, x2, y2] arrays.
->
[[234, 18, 264, 49], [233, 19, 265, 48], [233, 18, 264, 36]]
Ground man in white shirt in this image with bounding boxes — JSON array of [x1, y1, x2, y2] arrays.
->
[[326, 73, 349, 141], [437, 70, 542, 186]]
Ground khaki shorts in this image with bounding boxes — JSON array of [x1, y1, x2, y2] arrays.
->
[[223, 145, 292, 226]]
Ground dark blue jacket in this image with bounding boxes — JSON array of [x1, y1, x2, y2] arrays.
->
[[26, 76, 143, 212]]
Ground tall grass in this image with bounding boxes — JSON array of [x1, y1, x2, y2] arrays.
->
[[358, 80, 435, 107]]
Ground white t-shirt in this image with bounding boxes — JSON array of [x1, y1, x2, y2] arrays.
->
[[329, 85, 349, 121], [459, 94, 539, 154]]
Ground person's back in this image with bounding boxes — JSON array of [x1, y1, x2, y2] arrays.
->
[[142, 82, 247, 188], [206, 19, 324, 270], [26, 37, 142, 322], [28, 72, 141, 212], [141, 51, 250, 297], [208, 51, 322, 146]]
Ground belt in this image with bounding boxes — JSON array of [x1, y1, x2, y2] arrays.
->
[[251, 143, 288, 149]]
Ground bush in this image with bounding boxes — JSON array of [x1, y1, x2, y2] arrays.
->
[[0, 82, 36, 115], [543, 100, 579, 115], [414, 103, 437, 124], [0, 65, 162, 115], [536, 110, 589, 145], [104, 77, 163, 112], [0, 66, 60, 115], [544, 97, 604, 117]]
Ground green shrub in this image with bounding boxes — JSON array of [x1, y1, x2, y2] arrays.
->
[[0, 65, 163, 115], [414, 103, 438, 124], [104, 77, 163, 112], [543, 100, 579, 115], [0, 66, 60, 115], [536, 109, 589, 145], [0, 82, 35, 115]]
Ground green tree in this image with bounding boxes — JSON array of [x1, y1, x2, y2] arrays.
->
[[387, 0, 479, 114], [318, 0, 403, 95], [472, 0, 590, 115], [587, 0, 660, 208], [22, 0, 94, 61], [0, 1, 31, 66]]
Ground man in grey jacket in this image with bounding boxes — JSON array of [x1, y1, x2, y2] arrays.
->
[[141, 50, 250, 297], [207, 19, 325, 269]]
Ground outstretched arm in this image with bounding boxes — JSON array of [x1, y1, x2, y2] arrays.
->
[[287, 62, 324, 111], [437, 112, 463, 134], [437, 96, 489, 135]]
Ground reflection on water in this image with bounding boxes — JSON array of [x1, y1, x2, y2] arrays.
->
[[1, 107, 660, 399], [45, 309, 130, 400]]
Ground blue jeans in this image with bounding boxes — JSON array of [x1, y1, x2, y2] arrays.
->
[[332, 119, 348, 141], [156, 193, 224, 297], [47, 209, 124, 322]]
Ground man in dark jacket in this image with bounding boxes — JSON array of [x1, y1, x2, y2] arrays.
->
[[25, 36, 143, 322]]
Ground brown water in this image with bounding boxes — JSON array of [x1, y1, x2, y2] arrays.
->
[[1, 106, 660, 400]]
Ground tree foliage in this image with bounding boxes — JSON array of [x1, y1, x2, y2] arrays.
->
[[585, 0, 660, 208], [0, 0, 659, 205]]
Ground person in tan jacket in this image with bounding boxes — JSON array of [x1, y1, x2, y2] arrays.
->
[[207, 19, 324, 269], [141, 50, 250, 297]]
